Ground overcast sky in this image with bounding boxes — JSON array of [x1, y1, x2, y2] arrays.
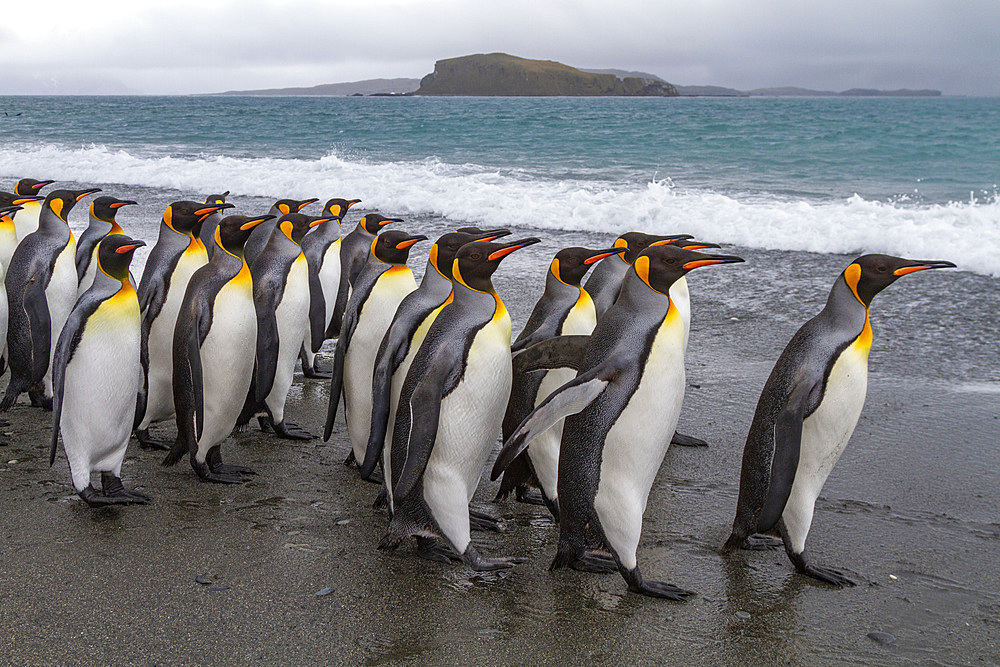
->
[[2, 0, 998, 95]]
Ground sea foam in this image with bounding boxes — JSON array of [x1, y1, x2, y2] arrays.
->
[[2, 144, 997, 276]]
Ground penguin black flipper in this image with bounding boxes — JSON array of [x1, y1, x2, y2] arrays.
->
[[491, 360, 620, 481], [322, 293, 361, 441], [512, 335, 590, 375], [306, 262, 326, 354], [49, 296, 99, 465], [252, 273, 284, 404], [24, 279, 53, 385], [166, 300, 211, 466], [360, 330, 410, 479]]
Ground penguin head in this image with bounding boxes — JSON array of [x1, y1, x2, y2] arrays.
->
[[163, 200, 235, 236], [633, 244, 744, 295], [14, 178, 54, 197], [429, 229, 511, 278], [0, 204, 24, 224], [96, 235, 145, 281], [273, 198, 318, 216], [323, 198, 361, 219], [453, 237, 542, 292], [275, 213, 335, 245], [372, 230, 427, 265], [204, 191, 230, 206], [45, 188, 102, 222], [90, 196, 137, 224], [844, 254, 957, 306], [550, 246, 628, 286], [216, 214, 275, 256], [359, 213, 402, 234], [0, 191, 41, 210], [616, 232, 694, 263]]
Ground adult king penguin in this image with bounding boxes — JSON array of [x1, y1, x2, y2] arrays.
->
[[359, 228, 509, 483], [241, 212, 336, 439], [494, 244, 743, 598], [379, 237, 540, 570], [243, 197, 318, 264], [0, 204, 23, 380], [722, 254, 955, 586], [496, 245, 626, 515], [164, 214, 275, 483], [299, 197, 361, 378], [75, 196, 137, 296], [12, 178, 54, 241], [2, 188, 101, 411], [197, 191, 231, 258], [133, 200, 233, 449], [0, 193, 37, 270], [328, 212, 400, 337], [324, 229, 426, 468], [50, 235, 149, 506]]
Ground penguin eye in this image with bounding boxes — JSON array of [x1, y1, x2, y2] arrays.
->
[[664, 258, 676, 265], [876, 264, 888, 274], [469, 252, 482, 260]]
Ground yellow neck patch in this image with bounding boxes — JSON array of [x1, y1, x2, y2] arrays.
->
[[429, 244, 447, 278], [633, 255, 661, 293], [843, 263, 865, 306], [550, 258, 570, 286], [280, 219, 295, 241], [50, 198, 66, 222]]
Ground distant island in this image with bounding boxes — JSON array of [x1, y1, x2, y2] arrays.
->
[[210, 53, 942, 98]]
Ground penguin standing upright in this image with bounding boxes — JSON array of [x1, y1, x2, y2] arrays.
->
[[494, 244, 743, 598], [0, 204, 23, 377], [0, 192, 39, 269], [75, 196, 137, 296], [49, 235, 149, 506], [379, 237, 540, 570], [197, 191, 231, 258], [164, 214, 275, 483], [242, 197, 318, 264], [359, 229, 509, 482], [323, 229, 426, 468], [723, 254, 955, 586], [299, 197, 361, 378], [11, 178, 54, 241], [133, 200, 233, 449], [241, 212, 335, 439], [2, 188, 101, 411], [496, 245, 626, 514], [328, 212, 400, 337]]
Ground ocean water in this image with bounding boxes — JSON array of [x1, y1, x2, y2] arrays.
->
[[0, 94, 998, 275]]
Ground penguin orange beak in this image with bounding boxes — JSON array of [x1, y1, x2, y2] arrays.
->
[[296, 198, 319, 211], [12, 196, 41, 205], [678, 240, 720, 251], [682, 254, 745, 270], [195, 203, 235, 221], [74, 188, 102, 201], [110, 200, 138, 209], [381, 217, 403, 227], [583, 247, 628, 265], [308, 216, 335, 228], [114, 240, 147, 254], [0, 205, 24, 217], [649, 234, 695, 247], [395, 235, 427, 250], [473, 229, 511, 242], [240, 215, 275, 231], [893, 260, 957, 276], [33, 180, 55, 190], [487, 237, 542, 261]]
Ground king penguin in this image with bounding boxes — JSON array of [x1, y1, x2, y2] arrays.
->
[[240, 212, 336, 439], [358, 228, 510, 483], [0, 192, 39, 269], [75, 196, 137, 296], [197, 191, 231, 259], [0, 203, 23, 380], [496, 245, 626, 515], [2, 187, 101, 411], [328, 212, 401, 337], [324, 229, 427, 469], [722, 254, 955, 586], [299, 197, 362, 378], [12, 178, 54, 241], [242, 197, 318, 264], [378, 237, 540, 570], [133, 200, 233, 449], [49, 234, 149, 506], [164, 214, 275, 483], [494, 244, 743, 598]]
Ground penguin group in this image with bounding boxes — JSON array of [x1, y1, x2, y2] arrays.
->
[[0, 178, 957, 600]]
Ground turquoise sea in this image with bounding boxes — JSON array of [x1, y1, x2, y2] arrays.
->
[[0, 95, 997, 275]]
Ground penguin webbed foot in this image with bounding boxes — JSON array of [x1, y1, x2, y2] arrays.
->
[[302, 363, 332, 380], [671, 431, 709, 447], [207, 448, 257, 477], [622, 568, 695, 601], [793, 556, 857, 587], [469, 507, 504, 533], [570, 550, 618, 574], [361, 468, 384, 485], [416, 537, 462, 564], [101, 473, 152, 504], [462, 545, 526, 572], [191, 458, 251, 484], [514, 487, 548, 507], [268, 418, 315, 440], [744, 533, 783, 550], [136, 428, 171, 451]]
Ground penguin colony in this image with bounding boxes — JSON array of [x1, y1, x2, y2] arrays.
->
[[0, 179, 956, 600]]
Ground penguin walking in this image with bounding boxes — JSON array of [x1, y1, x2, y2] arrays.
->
[[723, 254, 955, 586], [242, 198, 318, 264], [299, 197, 361, 378], [75, 196, 137, 296], [323, 229, 426, 468], [163, 214, 275, 483], [493, 244, 743, 598], [49, 235, 149, 506], [240, 212, 336, 439], [328, 212, 400, 337], [379, 237, 539, 570], [359, 229, 509, 483], [496, 245, 626, 515], [197, 191, 231, 258], [133, 200, 233, 449], [11, 178, 54, 241], [2, 188, 101, 411]]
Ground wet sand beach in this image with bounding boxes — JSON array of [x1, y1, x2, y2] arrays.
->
[[1, 201, 998, 665]]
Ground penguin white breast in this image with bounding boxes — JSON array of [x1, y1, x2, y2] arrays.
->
[[265, 256, 311, 420], [13, 201, 42, 242], [593, 309, 686, 570], [318, 240, 342, 327], [45, 240, 79, 369], [669, 277, 691, 349], [78, 246, 100, 297], [0, 224, 17, 271]]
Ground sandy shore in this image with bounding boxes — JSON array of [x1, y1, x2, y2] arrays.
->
[[1, 225, 997, 665]]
